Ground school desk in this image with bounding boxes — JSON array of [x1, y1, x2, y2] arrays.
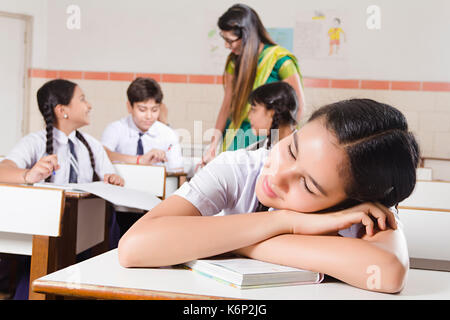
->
[[113, 163, 187, 201], [398, 180, 450, 271], [32, 249, 450, 300], [0, 183, 111, 300]]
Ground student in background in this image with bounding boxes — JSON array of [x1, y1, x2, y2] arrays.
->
[[246, 82, 298, 151], [0, 79, 124, 186], [101, 77, 183, 237], [202, 3, 305, 162], [119, 99, 420, 294], [101, 77, 183, 172], [0, 79, 124, 299]]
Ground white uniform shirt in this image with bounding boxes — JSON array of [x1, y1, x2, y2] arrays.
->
[[174, 148, 401, 239], [5, 128, 115, 184], [101, 115, 183, 171]]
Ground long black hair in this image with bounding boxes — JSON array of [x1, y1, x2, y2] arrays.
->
[[218, 3, 276, 125], [248, 82, 298, 149], [36, 79, 100, 182], [255, 98, 420, 212]]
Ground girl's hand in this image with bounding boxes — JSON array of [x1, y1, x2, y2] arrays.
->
[[331, 202, 397, 236], [25, 154, 59, 183], [287, 202, 397, 237], [140, 149, 167, 165], [104, 174, 124, 186], [197, 143, 218, 172]]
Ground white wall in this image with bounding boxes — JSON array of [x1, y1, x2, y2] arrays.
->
[[37, 0, 450, 81], [0, 0, 48, 68]]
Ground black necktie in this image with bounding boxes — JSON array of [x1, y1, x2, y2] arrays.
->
[[68, 139, 79, 183], [137, 133, 144, 156]]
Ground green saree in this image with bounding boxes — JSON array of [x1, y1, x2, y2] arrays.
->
[[222, 45, 302, 152]]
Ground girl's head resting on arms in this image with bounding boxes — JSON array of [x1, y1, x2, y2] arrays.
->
[[255, 98, 420, 213], [248, 82, 298, 146]]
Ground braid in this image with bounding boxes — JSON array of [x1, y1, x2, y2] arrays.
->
[[266, 114, 280, 149], [43, 102, 55, 182], [75, 131, 100, 181]]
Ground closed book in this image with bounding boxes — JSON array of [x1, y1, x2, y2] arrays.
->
[[184, 257, 324, 289]]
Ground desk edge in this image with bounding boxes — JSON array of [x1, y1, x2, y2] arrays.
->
[[32, 279, 239, 300]]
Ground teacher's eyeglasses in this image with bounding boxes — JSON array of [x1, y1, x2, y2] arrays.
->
[[219, 32, 241, 45]]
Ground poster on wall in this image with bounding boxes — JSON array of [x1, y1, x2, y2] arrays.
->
[[207, 26, 230, 72], [267, 28, 294, 52], [294, 10, 349, 61]]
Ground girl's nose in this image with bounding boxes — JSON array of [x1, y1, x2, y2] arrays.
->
[[268, 157, 293, 193]]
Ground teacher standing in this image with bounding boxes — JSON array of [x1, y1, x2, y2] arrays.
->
[[203, 3, 305, 163]]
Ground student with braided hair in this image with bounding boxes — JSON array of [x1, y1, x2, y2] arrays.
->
[[0, 79, 123, 186], [0, 79, 124, 299], [246, 82, 298, 151]]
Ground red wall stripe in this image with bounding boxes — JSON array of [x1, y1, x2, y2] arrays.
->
[[361, 80, 390, 90], [28, 69, 450, 92], [391, 81, 421, 91]]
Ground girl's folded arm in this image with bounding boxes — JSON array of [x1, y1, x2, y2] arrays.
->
[[117, 195, 293, 268], [234, 228, 409, 294]]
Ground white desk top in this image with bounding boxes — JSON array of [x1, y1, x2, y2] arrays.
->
[[33, 249, 450, 300]]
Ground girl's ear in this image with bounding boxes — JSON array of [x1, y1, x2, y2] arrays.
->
[[54, 104, 67, 120]]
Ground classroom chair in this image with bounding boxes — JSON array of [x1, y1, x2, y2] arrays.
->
[[398, 180, 450, 271], [113, 163, 166, 199]]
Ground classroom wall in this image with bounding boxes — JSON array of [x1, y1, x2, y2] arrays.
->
[[0, 0, 48, 67], [4, 0, 450, 163]]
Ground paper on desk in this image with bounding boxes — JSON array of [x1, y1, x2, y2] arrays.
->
[[34, 181, 161, 211]]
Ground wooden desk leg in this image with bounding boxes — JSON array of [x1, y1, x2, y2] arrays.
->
[[29, 199, 78, 300], [91, 201, 112, 256], [29, 236, 57, 300], [57, 199, 78, 270]]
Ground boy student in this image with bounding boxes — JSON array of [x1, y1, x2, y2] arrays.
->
[[101, 77, 183, 237], [101, 77, 183, 171]]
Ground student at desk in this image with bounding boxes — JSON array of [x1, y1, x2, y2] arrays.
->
[[101, 77, 183, 237], [0, 79, 124, 299], [119, 99, 420, 294], [101, 77, 183, 171]]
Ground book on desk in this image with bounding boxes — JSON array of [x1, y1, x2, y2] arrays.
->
[[183, 256, 324, 289], [33, 181, 161, 211]]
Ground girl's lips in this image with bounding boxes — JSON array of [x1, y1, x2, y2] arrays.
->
[[262, 175, 278, 198]]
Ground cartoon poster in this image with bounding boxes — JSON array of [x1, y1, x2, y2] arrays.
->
[[294, 10, 349, 60], [206, 26, 230, 73]]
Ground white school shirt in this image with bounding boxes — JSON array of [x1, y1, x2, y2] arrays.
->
[[174, 148, 401, 239], [5, 128, 116, 184], [101, 116, 183, 171]]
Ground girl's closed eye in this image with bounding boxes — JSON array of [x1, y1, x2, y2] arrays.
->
[[288, 142, 296, 159], [287, 142, 316, 195]]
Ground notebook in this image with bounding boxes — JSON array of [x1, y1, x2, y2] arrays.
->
[[33, 181, 161, 211], [184, 256, 324, 289]]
